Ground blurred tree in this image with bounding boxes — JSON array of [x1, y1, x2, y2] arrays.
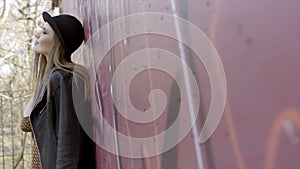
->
[[0, 0, 52, 168]]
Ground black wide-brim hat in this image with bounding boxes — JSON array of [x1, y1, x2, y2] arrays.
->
[[42, 12, 84, 57]]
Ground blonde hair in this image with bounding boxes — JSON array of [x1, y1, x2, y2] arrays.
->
[[32, 34, 89, 100]]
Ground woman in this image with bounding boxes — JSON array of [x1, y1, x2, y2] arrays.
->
[[21, 12, 95, 169]]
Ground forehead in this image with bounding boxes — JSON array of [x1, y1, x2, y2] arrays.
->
[[43, 22, 54, 33]]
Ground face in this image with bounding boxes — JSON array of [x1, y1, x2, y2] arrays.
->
[[33, 22, 55, 57]]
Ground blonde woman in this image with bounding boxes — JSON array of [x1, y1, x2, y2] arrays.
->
[[21, 12, 95, 169]]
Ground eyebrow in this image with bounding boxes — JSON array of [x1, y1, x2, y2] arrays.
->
[[42, 27, 48, 32]]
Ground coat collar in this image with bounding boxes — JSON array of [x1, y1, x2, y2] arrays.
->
[[32, 79, 47, 111]]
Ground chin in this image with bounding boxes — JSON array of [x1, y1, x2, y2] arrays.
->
[[33, 46, 39, 53], [33, 47, 44, 55]]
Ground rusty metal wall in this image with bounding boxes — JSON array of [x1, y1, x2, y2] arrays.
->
[[61, 0, 300, 169]]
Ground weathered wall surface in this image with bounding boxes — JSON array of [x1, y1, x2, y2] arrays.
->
[[61, 0, 300, 168]]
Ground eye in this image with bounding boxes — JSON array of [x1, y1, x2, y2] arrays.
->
[[42, 27, 48, 34]]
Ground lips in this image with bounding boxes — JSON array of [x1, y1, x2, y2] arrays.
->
[[34, 39, 39, 45]]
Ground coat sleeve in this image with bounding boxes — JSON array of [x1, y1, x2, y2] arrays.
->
[[52, 73, 82, 169]]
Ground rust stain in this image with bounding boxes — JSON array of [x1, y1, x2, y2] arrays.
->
[[115, 1, 135, 168], [264, 108, 300, 169], [209, 0, 247, 169], [224, 102, 247, 169], [139, 2, 162, 169], [209, 0, 221, 45], [142, 145, 152, 169], [120, 52, 135, 169]]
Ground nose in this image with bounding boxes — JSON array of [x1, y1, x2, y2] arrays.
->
[[34, 31, 40, 39]]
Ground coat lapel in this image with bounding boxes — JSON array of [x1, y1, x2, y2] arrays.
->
[[31, 80, 47, 112]]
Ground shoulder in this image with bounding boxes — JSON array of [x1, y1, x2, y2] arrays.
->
[[50, 68, 86, 81], [48, 69, 74, 91], [49, 69, 86, 89], [50, 69, 73, 81]]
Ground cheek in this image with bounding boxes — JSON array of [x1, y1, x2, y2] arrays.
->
[[34, 37, 53, 54], [42, 41, 52, 52]]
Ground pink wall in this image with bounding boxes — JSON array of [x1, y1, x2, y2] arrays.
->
[[61, 0, 300, 168]]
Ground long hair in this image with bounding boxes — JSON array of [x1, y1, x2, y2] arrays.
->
[[32, 34, 89, 100]]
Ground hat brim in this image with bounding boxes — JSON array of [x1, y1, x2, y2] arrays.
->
[[42, 12, 67, 53]]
